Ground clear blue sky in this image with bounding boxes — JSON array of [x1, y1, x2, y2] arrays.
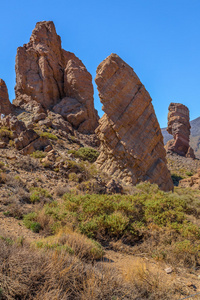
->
[[0, 0, 200, 127]]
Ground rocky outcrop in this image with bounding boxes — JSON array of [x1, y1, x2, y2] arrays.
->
[[179, 169, 200, 190], [166, 103, 195, 158], [0, 79, 13, 115], [95, 53, 173, 192], [0, 115, 50, 154], [14, 21, 98, 133]]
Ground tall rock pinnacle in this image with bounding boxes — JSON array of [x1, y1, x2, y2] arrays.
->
[[0, 79, 13, 115], [95, 54, 173, 191], [14, 21, 99, 133], [166, 102, 195, 158]]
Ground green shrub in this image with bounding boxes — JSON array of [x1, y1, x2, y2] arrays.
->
[[30, 188, 52, 203], [0, 127, 13, 139], [30, 222, 42, 233], [68, 172, 79, 182], [39, 132, 58, 140], [30, 150, 46, 159], [24, 183, 200, 267], [23, 212, 41, 232], [68, 147, 99, 162], [185, 171, 193, 176]]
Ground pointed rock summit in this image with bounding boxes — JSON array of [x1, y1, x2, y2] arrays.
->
[[166, 103, 195, 158], [95, 54, 173, 191], [14, 21, 98, 133], [0, 79, 13, 115]]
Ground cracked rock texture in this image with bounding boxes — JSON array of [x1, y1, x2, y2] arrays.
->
[[95, 53, 173, 191], [0, 79, 13, 115], [166, 103, 195, 158], [14, 21, 98, 133]]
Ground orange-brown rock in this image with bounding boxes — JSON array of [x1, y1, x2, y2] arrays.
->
[[0, 79, 13, 115], [95, 53, 173, 191], [166, 103, 195, 158], [14, 21, 98, 133], [0, 115, 50, 155], [179, 169, 200, 190]]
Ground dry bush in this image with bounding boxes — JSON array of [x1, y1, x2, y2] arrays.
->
[[0, 238, 135, 300], [121, 259, 187, 300], [0, 235, 192, 300], [35, 228, 104, 261], [53, 184, 70, 197], [13, 156, 40, 172]]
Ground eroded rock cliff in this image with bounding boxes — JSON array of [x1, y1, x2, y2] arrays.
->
[[14, 21, 98, 133], [95, 53, 173, 191]]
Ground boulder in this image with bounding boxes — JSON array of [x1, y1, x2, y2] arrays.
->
[[0, 79, 13, 115], [20, 136, 50, 155], [95, 54, 173, 192], [14, 21, 99, 133], [166, 103, 195, 158], [1, 115, 26, 135], [14, 129, 39, 150]]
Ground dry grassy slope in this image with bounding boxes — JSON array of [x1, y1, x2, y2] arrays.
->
[[1, 118, 200, 299], [162, 116, 200, 158]]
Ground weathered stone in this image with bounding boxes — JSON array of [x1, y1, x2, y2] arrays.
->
[[0, 79, 13, 115], [14, 21, 99, 133], [0, 141, 6, 148], [44, 144, 53, 152], [20, 136, 50, 155], [179, 169, 200, 190], [38, 118, 52, 128], [106, 179, 123, 194], [95, 53, 173, 191], [14, 129, 39, 150], [1, 115, 26, 135], [32, 113, 46, 123], [48, 111, 73, 133], [53, 97, 87, 129], [166, 103, 195, 158], [186, 146, 195, 159]]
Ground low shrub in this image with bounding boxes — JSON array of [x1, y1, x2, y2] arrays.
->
[[23, 212, 42, 233], [30, 150, 46, 159], [35, 229, 104, 261], [30, 187, 52, 203], [68, 147, 99, 162], [23, 183, 200, 268], [0, 127, 13, 139], [39, 131, 58, 140]]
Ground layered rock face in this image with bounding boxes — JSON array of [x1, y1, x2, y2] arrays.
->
[[166, 103, 195, 158], [95, 54, 173, 191], [0, 79, 13, 115], [14, 21, 98, 133]]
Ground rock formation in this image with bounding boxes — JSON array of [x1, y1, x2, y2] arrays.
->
[[0, 79, 13, 115], [13, 21, 98, 133], [179, 169, 200, 190], [0, 115, 50, 154], [166, 103, 195, 158], [95, 53, 173, 192]]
